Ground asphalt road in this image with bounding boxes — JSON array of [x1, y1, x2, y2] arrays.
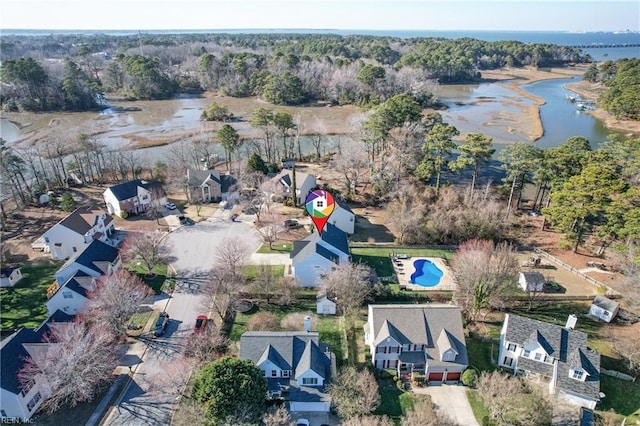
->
[[104, 217, 260, 425]]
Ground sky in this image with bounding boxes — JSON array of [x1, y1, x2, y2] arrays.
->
[[1, 0, 638, 32]]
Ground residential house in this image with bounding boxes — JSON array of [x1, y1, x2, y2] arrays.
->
[[35, 207, 117, 260], [186, 169, 238, 203], [54, 240, 121, 285], [316, 295, 336, 315], [0, 268, 22, 287], [498, 314, 601, 409], [103, 179, 166, 217], [588, 296, 619, 323], [290, 223, 350, 287], [364, 304, 468, 382], [262, 169, 316, 206], [329, 197, 355, 235], [239, 331, 334, 412], [519, 271, 545, 292], [0, 311, 73, 420], [46, 271, 96, 316]]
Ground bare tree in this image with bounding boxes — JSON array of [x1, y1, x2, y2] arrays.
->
[[329, 366, 380, 419], [452, 239, 519, 321], [214, 237, 251, 280], [120, 231, 170, 276], [247, 312, 280, 331], [281, 313, 317, 331], [257, 215, 283, 250], [183, 329, 229, 364], [320, 262, 372, 317], [87, 270, 154, 338], [386, 183, 426, 244], [276, 276, 299, 306], [342, 416, 394, 426], [401, 396, 454, 426], [19, 320, 117, 414], [250, 263, 279, 304], [333, 138, 369, 199], [610, 325, 640, 374], [262, 405, 294, 426]]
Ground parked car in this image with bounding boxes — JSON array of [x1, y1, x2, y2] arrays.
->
[[165, 202, 177, 210], [194, 315, 208, 332], [283, 219, 300, 229], [153, 312, 170, 337]]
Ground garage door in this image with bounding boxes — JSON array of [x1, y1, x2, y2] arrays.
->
[[446, 372, 461, 381], [428, 372, 444, 382]]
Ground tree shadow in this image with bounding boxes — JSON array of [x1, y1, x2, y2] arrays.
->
[[352, 217, 395, 243]]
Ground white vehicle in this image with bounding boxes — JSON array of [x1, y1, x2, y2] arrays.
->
[[165, 202, 177, 210]]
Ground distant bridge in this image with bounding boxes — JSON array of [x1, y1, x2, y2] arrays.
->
[[569, 43, 640, 49]]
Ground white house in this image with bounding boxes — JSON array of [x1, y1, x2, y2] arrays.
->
[[498, 314, 601, 409], [588, 296, 619, 323], [186, 169, 238, 203], [329, 197, 355, 234], [46, 271, 96, 316], [519, 271, 545, 292], [0, 268, 22, 287], [36, 207, 117, 261], [103, 179, 166, 217], [364, 304, 468, 382], [262, 169, 316, 206], [290, 223, 350, 287], [54, 240, 121, 285], [0, 311, 73, 420], [316, 295, 337, 315], [239, 331, 333, 412]]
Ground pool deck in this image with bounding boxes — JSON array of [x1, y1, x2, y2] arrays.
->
[[393, 256, 456, 291]]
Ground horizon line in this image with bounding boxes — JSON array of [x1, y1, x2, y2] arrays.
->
[[2, 28, 635, 33]]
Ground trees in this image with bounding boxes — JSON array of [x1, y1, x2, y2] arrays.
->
[[452, 239, 519, 320], [401, 396, 453, 426], [498, 142, 541, 217], [251, 107, 276, 163], [87, 270, 154, 337], [191, 357, 267, 424], [201, 102, 233, 122], [262, 405, 294, 426], [320, 262, 372, 317], [329, 366, 380, 419], [217, 124, 241, 171], [19, 319, 117, 413], [262, 71, 306, 105], [120, 231, 170, 275], [598, 58, 640, 120], [417, 123, 460, 195], [60, 192, 77, 212], [273, 112, 296, 159], [451, 133, 495, 196]]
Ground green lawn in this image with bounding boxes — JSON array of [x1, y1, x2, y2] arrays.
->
[[467, 389, 490, 424], [0, 259, 62, 331], [243, 264, 286, 281], [351, 247, 454, 278], [466, 337, 497, 373], [600, 375, 640, 421], [375, 371, 415, 420], [256, 243, 292, 253], [125, 262, 168, 294]]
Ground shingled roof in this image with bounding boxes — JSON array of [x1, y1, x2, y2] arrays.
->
[[59, 240, 119, 275], [106, 179, 164, 201], [56, 207, 111, 235]]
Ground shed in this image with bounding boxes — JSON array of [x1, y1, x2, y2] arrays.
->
[[519, 271, 545, 292], [0, 267, 22, 287], [316, 295, 337, 315], [588, 296, 619, 323]]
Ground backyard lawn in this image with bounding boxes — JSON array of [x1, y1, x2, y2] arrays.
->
[[256, 243, 292, 254], [125, 262, 168, 294], [0, 259, 62, 331], [599, 375, 640, 422]]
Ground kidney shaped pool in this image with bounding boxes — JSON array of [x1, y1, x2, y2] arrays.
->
[[409, 258, 444, 287]]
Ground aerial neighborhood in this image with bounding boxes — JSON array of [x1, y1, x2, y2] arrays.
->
[[1, 29, 639, 426]]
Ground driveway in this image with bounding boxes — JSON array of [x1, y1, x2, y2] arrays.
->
[[414, 384, 479, 426]]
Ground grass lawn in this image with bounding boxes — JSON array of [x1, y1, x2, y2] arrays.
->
[[0, 259, 62, 331], [375, 371, 415, 420], [243, 264, 286, 281], [600, 375, 640, 421], [256, 243, 292, 253], [351, 247, 454, 278], [318, 315, 347, 366], [126, 262, 168, 295], [467, 389, 490, 424], [466, 337, 497, 372]]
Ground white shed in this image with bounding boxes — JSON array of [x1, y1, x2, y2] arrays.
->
[[519, 272, 545, 292], [316, 295, 337, 315], [588, 296, 619, 323], [0, 268, 22, 287]]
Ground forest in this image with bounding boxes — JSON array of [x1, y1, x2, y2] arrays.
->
[[0, 32, 589, 112]]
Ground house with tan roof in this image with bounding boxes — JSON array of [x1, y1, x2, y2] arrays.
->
[[364, 304, 468, 383], [262, 169, 316, 206], [185, 169, 238, 203], [34, 207, 118, 260]]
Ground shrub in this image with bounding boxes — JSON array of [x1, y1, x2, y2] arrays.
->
[[120, 210, 129, 219], [281, 312, 317, 331], [461, 369, 478, 387], [246, 312, 279, 331]]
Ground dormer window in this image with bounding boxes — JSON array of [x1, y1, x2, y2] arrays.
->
[[572, 370, 585, 381], [442, 350, 456, 362]]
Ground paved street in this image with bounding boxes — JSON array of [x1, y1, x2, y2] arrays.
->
[[104, 217, 260, 425]]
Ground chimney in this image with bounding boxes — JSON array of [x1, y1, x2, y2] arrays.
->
[[304, 316, 311, 332], [565, 314, 577, 330]]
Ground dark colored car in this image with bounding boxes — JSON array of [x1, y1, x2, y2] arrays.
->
[[153, 312, 170, 337], [283, 219, 300, 229], [194, 315, 208, 332]]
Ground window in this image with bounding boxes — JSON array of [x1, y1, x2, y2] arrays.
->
[[271, 370, 278, 377], [302, 377, 318, 385], [282, 370, 290, 378], [503, 357, 514, 367], [572, 370, 584, 380], [27, 392, 41, 411], [534, 353, 542, 361], [63, 291, 73, 299], [20, 379, 35, 397], [507, 343, 517, 352], [523, 349, 531, 358]]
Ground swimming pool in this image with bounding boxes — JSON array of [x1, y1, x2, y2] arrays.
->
[[409, 259, 444, 287]]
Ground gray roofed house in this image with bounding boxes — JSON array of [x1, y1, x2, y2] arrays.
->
[[186, 169, 238, 203], [364, 304, 468, 382], [54, 239, 121, 285], [239, 331, 334, 412], [262, 169, 316, 206], [46, 271, 97, 316], [498, 313, 601, 409], [588, 296, 620, 323], [103, 179, 166, 217]]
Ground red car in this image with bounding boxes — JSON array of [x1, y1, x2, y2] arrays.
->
[[194, 315, 208, 332]]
